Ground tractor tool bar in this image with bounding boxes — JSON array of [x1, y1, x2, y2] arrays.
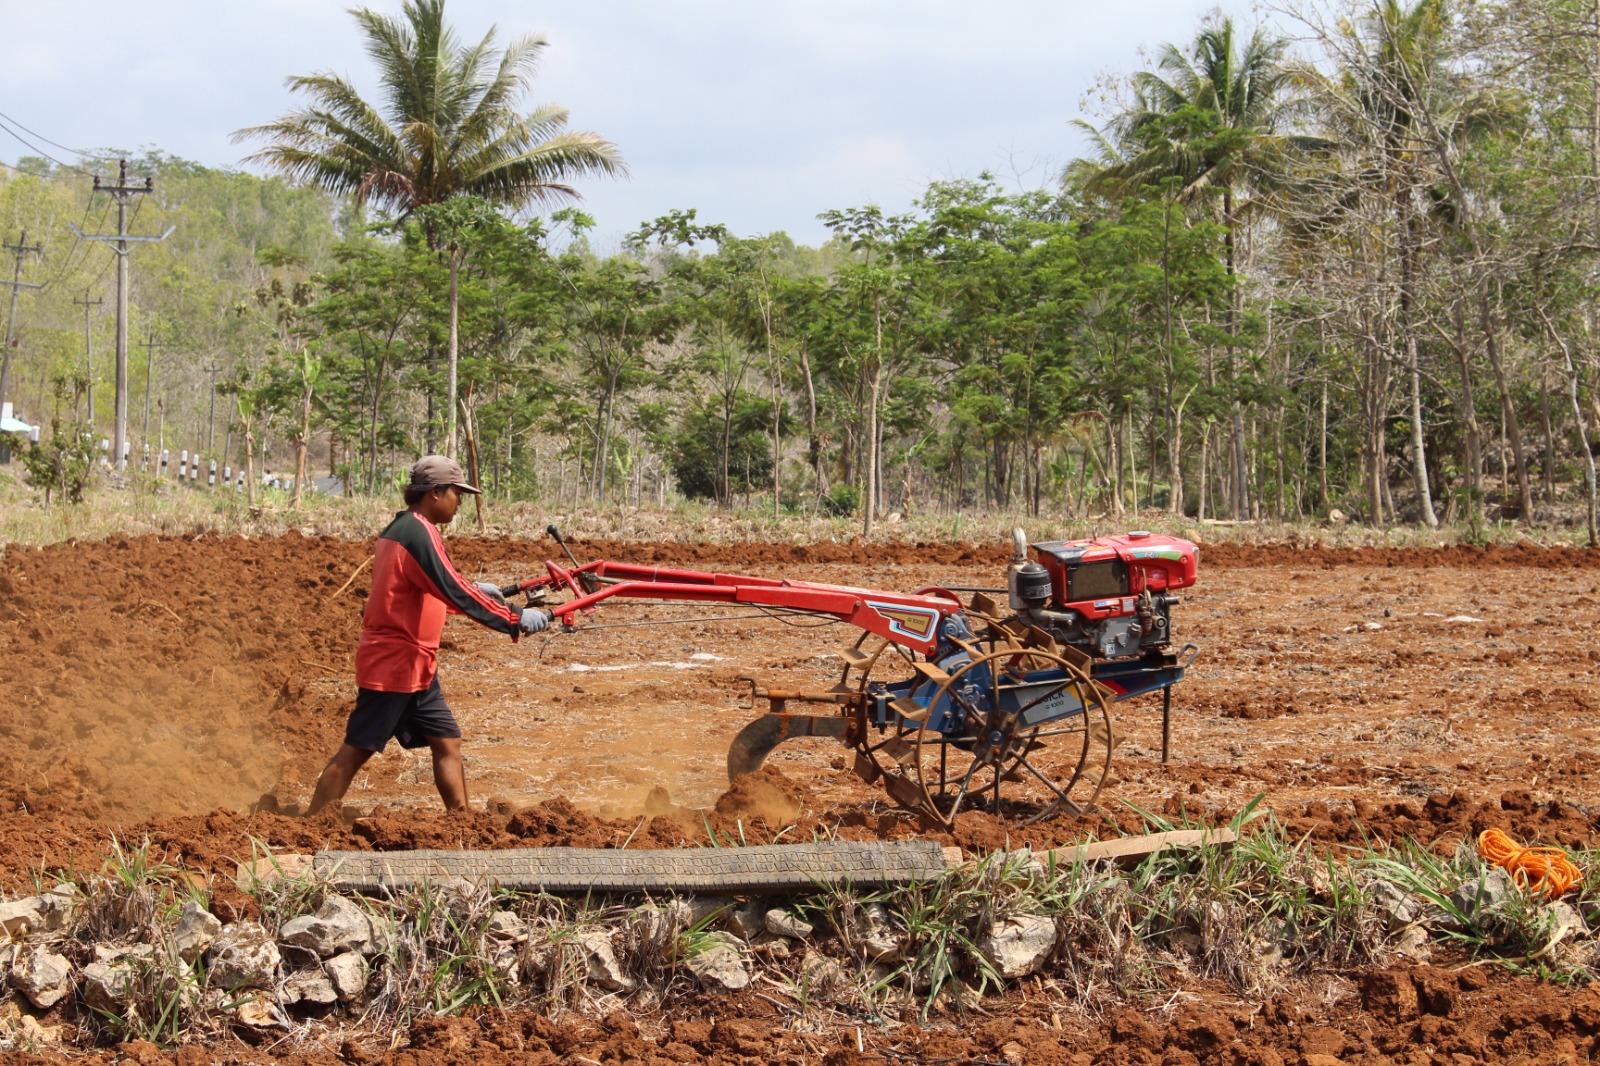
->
[[516, 556, 963, 656]]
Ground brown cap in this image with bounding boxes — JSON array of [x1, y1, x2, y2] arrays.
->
[[407, 455, 481, 495]]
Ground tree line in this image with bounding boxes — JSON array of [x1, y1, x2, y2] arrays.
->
[[1, 0, 1598, 539]]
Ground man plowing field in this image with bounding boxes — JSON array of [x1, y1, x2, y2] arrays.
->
[[307, 457, 553, 815]]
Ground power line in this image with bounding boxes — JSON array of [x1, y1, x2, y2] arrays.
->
[[0, 116, 95, 177], [83, 201, 124, 291], [0, 109, 92, 159], [34, 198, 107, 292]]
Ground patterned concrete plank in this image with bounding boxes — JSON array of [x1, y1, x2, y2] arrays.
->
[[315, 840, 956, 894]]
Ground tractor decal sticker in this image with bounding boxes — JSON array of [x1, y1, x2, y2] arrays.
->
[[1129, 549, 1186, 561], [866, 601, 939, 642]]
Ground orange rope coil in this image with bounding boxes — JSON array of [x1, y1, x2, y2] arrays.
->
[[1476, 827, 1584, 899]]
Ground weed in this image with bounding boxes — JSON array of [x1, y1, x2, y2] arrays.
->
[[870, 865, 1011, 1019], [84, 942, 203, 1048], [66, 837, 191, 946], [239, 837, 324, 932]]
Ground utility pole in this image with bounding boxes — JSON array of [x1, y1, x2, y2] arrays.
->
[[140, 330, 164, 449], [74, 293, 105, 426], [205, 364, 220, 453], [0, 230, 44, 414], [73, 160, 174, 469]]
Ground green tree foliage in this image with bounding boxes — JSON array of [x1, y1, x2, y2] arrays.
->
[[235, 0, 624, 460], [4, 0, 1598, 536]]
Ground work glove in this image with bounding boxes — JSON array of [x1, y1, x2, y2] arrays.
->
[[475, 581, 508, 606], [519, 607, 552, 635]]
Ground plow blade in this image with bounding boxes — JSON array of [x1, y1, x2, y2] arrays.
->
[[727, 713, 849, 781]]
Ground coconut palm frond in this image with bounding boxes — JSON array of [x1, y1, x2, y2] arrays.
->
[[236, 0, 622, 217]]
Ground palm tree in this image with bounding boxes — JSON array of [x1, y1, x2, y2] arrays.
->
[[236, 0, 625, 459], [1079, 19, 1306, 520]]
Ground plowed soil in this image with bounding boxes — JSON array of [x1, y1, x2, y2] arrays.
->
[[1, 530, 1597, 1063]]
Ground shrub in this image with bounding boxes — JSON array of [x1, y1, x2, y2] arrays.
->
[[21, 421, 97, 505], [823, 483, 859, 517]]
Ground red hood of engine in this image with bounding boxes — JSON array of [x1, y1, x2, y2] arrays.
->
[[1031, 531, 1199, 594]]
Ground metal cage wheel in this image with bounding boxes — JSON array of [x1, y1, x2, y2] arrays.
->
[[909, 644, 1113, 828]]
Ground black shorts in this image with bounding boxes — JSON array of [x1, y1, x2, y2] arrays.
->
[[345, 675, 462, 752]]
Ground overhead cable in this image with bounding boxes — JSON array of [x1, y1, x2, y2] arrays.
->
[[0, 115, 95, 177], [0, 109, 93, 159]]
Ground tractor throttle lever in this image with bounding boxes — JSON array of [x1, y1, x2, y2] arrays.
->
[[547, 524, 601, 594], [547, 524, 583, 570]]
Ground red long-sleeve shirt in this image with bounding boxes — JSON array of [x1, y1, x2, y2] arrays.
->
[[355, 510, 521, 692]]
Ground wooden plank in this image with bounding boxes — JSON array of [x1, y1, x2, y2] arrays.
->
[[1037, 828, 1237, 870]]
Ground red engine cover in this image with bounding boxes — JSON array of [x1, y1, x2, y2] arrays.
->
[[1030, 531, 1199, 620]]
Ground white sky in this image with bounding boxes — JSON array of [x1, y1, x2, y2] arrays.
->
[[2, 0, 1271, 247]]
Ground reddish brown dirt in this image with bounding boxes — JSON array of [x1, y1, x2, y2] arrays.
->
[[1, 531, 1597, 1062], [6, 959, 1600, 1064]]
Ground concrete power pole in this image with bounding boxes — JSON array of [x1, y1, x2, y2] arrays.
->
[[72, 160, 174, 470], [140, 330, 165, 448], [205, 364, 220, 453], [74, 293, 105, 425], [0, 230, 44, 414]]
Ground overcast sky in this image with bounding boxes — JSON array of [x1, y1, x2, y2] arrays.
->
[[1, 1, 1273, 247]]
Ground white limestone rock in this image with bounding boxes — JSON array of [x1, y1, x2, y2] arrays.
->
[[281, 969, 337, 1008], [172, 901, 222, 965], [976, 914, 1057, 978], [206, 922, 281, 991], [686, 944, 749, 991], [765, 908, 813, 940], [323, 951, 369, 1003], [277, 895, 374, 959], [576, 930, 635, 993], [9, 946, 72, 1009]]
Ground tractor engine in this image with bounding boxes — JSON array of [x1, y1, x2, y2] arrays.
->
[[1004, 529, 1199, 660]]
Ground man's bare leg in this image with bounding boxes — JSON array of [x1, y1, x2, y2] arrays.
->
[[308, 744, 375, 815], [427, 736, 469, 810]]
